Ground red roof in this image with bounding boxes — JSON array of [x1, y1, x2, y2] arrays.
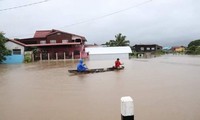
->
[[33, 29, 86, 41], [34, 30, 52, 38]]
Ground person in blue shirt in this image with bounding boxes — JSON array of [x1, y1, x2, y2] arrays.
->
[[77, 59, 88, 72]]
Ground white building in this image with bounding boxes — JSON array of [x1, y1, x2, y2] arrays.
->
[[3, 39, 25, 64], [85, 46, 132, 60], [5, 39, 25, 55]]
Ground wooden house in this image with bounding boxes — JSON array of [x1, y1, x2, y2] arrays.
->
[[16, 29, 88, 60]]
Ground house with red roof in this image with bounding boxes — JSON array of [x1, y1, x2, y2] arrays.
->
[[16, 29, 88, 60]]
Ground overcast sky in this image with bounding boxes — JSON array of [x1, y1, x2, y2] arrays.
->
[[0, 0, 200, 46]]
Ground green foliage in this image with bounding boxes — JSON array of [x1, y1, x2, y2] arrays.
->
[[187, 39, 200, 55], [24, 53, 32, 63], [7, 50, 12, 55], [188, 39, 200, 48], [0, 32, 9, 63], [155, 50, 165, 56], [129, 51, 137, 58], [195, 47, 200, 54], [103, 33, 130, 46]]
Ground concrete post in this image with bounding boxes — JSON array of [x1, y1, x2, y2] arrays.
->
[[32, 53, 34, 62], [40, 53, 42, 60], [80, 51, 82, 59], [56, 53, 58, 60], [72, 52, 74, 60], [121, 96, 134, 120], [64, 52, 66, 60], [48, 53, 50, 60]]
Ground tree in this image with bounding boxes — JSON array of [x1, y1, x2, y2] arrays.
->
[[103, 33, 130, 46], [0, 32, 9, 63], [186, 39, 200, 55], [188, 39, 200, 48]]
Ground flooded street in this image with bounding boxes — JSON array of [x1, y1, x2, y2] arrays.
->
[[0, 55, 200, 120]]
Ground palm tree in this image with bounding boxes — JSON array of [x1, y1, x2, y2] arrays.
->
[[114, 33, 130, 46], [103, 33, 130, 46]]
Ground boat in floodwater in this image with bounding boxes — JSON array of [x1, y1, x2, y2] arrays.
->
[[68, 66, 124, 74]]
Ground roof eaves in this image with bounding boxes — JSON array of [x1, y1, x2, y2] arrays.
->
[[7, 39, 26, 46]]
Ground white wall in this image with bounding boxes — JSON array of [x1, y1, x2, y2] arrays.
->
[[5, 41, 24, 55], [89, 53, 129, 60]]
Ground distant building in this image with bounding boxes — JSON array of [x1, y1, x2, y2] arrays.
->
[[172, 46, 186, 53], [85, 46, 132, 60], [163, 46, 172, 53], [132, 44, 162, 58], [16, 29, 88, 60], [3, 39, 25, 64], [133, 44, 162, 52]]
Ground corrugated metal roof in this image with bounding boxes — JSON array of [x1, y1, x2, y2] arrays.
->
[[85, 46, 132, 54]]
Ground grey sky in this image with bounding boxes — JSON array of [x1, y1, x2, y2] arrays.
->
[[0, 0, 200, 46]]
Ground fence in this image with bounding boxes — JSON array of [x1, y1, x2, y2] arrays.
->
[[32, 52, 86, 61]]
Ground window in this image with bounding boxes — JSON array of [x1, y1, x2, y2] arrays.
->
[[13, 49, 21, 55], [50, 40, 56, 43], [57, 33, 61, 35], [62, 40, 68, 43], [75, 39, 81, 42], [146, 47, 150, 50], [40, 40, 46, 44], [140, 47, 144, 51], [151, 47, 155, 50]]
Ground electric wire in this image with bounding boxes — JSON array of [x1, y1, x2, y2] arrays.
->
[[60, 0, 152, 28], [0, 0, 51, 12], [8, 0, 152, 38]]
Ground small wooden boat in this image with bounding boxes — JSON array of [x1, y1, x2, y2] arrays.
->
[[68, 66, 124, 74]]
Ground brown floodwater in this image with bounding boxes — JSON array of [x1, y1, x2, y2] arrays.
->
[[0, 55, 200, 120]]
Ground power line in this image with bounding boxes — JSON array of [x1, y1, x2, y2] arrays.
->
[[9, 0, 152, 38], [0, 0, 51, 12], [60, 0, 153, 28]]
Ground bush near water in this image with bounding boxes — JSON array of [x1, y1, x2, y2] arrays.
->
[[186, 39, 200, 55]]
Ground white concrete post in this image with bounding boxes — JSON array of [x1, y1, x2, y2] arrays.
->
[[64, 52, 66, 60], [72, 52, 74, 60], [40, 53, 42, 60], [56, 53, 58, 60], [48, 53, 50, 60], [121, 96, 134, 120], [32, 53, 34, 62], [80, 51, 82, 59]]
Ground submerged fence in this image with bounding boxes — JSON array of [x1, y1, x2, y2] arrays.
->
[[32, 52, 87, 61]]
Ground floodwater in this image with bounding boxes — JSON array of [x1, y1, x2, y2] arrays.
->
[[0, 55, 200, 120]]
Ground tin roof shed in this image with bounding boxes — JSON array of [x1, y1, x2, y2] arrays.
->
[[85, 46, 132, 54], [85, 46, 132, 60]]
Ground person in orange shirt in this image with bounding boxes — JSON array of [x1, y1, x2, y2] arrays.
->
[[115, 58, 122, 68]]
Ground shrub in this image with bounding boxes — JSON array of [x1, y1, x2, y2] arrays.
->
[[24, 53, 32, 63]]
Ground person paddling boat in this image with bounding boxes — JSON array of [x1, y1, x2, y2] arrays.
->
[[114, 58, 123, 68], [77, 59, 88, 72]]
